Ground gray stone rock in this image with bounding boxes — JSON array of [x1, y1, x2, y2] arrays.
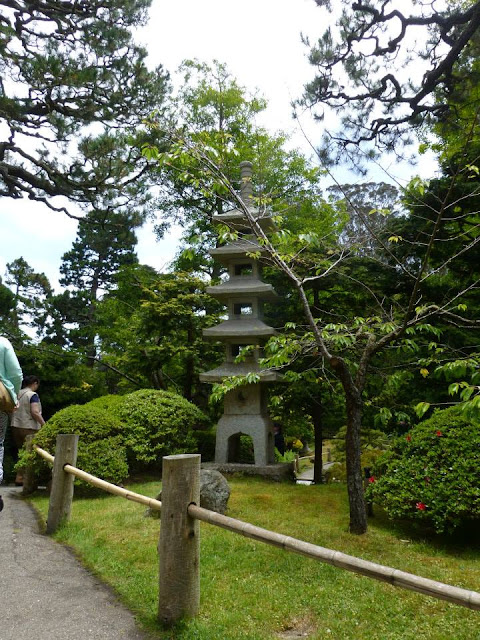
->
[[145, 469, 230, 518], [199, 469, 230, 514]]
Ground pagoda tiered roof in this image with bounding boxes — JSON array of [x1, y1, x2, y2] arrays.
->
[[203, 317, 276, 339], [206, 278, 278, 301], [212, 208, 277, 233], [199, 361, 282, 383], [209, 239, 267, 264]]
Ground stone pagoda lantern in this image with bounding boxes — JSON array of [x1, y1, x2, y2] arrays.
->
[[200, 161, 282, 467]]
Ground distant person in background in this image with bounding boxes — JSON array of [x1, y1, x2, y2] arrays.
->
[[0, 337, 23, 511], [273, 423, 285, 456], [11, 375, 45, 486]]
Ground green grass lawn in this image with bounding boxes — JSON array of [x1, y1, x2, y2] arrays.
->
[[29, 477, 479, 640]]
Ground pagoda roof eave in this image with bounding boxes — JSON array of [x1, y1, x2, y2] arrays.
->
[[199, 363, 283, 383], [203, 318, 276, 339], [206, 281, 279, 301]]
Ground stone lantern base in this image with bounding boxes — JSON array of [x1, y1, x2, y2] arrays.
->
[[202, 461, 295, 482], [214, 413, 275, 466]]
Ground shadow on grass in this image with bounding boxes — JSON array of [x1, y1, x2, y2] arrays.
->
[[369, 504, 480, 556]]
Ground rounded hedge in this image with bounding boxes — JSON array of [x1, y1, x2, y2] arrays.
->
[[119, 389, 207, 469], [24, 404, 128, 486], [84, 394, 125, 415], [368, 407, 480, 534], [21, 389, 209, 486]]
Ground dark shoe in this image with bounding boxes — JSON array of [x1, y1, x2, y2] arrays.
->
[[0, 495, 3, 512]]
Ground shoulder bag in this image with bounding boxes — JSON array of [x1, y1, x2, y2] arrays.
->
[[0, 380, 15, 413]]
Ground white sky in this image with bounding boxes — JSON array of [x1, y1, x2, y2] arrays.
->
[[0, 0, 426, 291]]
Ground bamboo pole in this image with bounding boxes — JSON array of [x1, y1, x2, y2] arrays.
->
[[188, 504, 480, 611], [35, 445, 162, 511], [35, 446, 54, 463]]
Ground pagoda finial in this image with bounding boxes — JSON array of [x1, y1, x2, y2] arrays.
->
[[239, 161, 253, 207]]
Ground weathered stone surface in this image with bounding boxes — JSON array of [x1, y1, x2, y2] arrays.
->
[[199, 469, 230, 514], [145, 469, 231, 518], [202, 461, 295, 482]]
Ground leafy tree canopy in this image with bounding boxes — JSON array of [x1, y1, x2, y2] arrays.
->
[[145, 59, 336, 275]]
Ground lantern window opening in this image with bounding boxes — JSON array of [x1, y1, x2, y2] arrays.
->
[[234, 263, 253, 276], [233, 303, 253, 316]]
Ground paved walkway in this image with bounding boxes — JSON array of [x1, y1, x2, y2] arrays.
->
[[296, 461, 334, 484], [0, 487, 152, 640]]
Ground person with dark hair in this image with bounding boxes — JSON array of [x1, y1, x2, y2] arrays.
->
[[0, 337, 23, 510], [11, 375, 45, 486]]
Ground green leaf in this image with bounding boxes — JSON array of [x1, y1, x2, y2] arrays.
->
[[414, 402, 431, 418]]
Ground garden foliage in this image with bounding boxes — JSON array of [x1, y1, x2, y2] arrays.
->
[[20, 390, 208, 486], [327, 426, 390, 482], [28, 404, 128, 486], [368, 407, 480, 533], [118, 389, 207, 468]]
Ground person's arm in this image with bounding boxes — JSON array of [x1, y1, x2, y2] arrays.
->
[[4, 341, 22, 396], [30, 398, 45, 427]]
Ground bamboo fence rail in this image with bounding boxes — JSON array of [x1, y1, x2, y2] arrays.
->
[[35, 446, 163, 512], [34, 444, 480, 612], [188, 504, 480, 610]]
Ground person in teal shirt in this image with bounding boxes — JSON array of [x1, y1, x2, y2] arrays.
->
[[0, 337, 23, 510]]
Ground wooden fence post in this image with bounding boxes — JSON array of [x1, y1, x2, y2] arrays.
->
[[158, 454, 200, 626], [46, 434, 79, 534], [22, 434, 36, 495]]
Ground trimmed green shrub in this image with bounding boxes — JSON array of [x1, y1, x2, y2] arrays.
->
[[368, 407, 480, 534], [21, 404, 128, 486], [76, 436, 128, 486], [238, 434, 255, 463], [327, 448, 384, 483], [20, 389, 209, 486], [85, 394, 125, 414], [333, 425, 391, 458], [38, 403, 123, 442], [118, 389, 207, 469], [326, 426, 391, 482]]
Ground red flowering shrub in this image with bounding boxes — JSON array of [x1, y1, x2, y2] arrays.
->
[[367, 407, 480, 534]]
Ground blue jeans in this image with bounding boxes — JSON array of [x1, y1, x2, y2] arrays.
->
[[0, 411, 8, 484]]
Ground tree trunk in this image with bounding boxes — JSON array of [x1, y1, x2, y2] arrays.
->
[[345, 392, 367, 534], [330, 356, 368, 535], [85, 277, 99, 367], [311, 398, 323, 484], [183, 319, 195, 401]]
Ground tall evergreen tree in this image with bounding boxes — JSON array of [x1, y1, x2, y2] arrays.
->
[[4, 258, 52, 334], [300, 0, 480, 165], [0, 0, 170, 214], [148, 60, 334, 276], [47, 209, 141, 359]]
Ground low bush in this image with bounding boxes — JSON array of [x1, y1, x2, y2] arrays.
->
[[368, 406, 480, 534], [84, 394, 125, 414], [327, 448, 387, 483], [118, 389, 208, 470], [285, 437, 303, 452], [21, 404, 128, 486], [326, 426, 390, 482], [238, 434, 255, 463], [20, 389, 208, 485]]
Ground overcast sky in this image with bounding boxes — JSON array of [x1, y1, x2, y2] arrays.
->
[[0, 0, 425, 291]]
